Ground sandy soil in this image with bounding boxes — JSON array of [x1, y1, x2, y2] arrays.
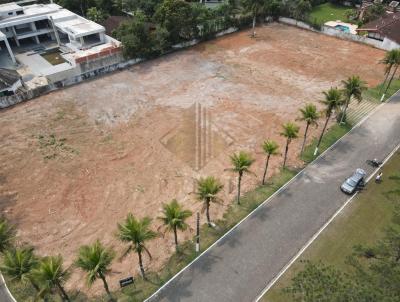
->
[[0, 23, 385, 295]]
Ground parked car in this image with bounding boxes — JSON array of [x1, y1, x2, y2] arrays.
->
[[340, 168, 366, 194]]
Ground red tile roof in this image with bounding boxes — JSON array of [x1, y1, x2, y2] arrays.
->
[[358, 12, 400, 44]]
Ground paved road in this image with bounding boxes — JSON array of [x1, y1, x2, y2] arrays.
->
[[0, 273, 16, 302], [148, 91, 400, 302]]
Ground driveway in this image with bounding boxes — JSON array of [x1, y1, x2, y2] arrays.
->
[[147, 91, 400, 302]]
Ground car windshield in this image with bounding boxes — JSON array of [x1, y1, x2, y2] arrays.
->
[[346, 178, 357, 187]]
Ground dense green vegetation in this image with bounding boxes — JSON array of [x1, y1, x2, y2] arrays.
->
[[264, 151, 400, 301]]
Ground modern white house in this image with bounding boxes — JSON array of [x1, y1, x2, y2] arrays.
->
[[0, 2, 109, 63], [0, 1, 123, 91]]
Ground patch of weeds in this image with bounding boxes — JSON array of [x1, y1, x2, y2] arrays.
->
[[101, 134, 113, 143], [54, 109, 66, 121], [135, 185, 145, 193], [37, 134, 78, 160]]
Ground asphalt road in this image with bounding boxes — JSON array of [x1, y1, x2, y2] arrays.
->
[[147, 91, 400, 302], [0, 273, 16, 302]]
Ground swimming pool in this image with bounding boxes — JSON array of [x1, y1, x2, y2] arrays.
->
[[334, 24, 350, 33]]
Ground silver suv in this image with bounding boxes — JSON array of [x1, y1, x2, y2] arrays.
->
[[340, 168, 366, 194]]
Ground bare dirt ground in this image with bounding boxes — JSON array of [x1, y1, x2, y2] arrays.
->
[[0, 23, 385, 296]]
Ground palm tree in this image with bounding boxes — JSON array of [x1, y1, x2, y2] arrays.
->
[[340, 76, 367, 124], [383, 49, 400, 96], [242, 0, 267, 37], [229, 151, 255, 205], [117, 214, 157, 279], [261, 140, 279, 185], [158, 199, 192, 249], [0, 217, 15, 254], [0, 247, 40, 292], [75, 240, 115, 301], [32, 255, 70, 302], [314, 88, 344, 155], [196, 176, 223, 226], [280, 122, 300, 168], [298, 104, 319, 155], [380, 49, 400, 95]]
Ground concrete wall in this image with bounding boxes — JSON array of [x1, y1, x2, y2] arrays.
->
[[278, 17, 400, 51]]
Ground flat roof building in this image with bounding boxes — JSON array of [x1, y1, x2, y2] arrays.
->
[[0, 2, 114, 64]]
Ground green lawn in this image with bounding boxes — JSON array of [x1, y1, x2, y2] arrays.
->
[[263, 151, 400, 302], [364, 79, 400, 102], [301, 122, 351, 163], [308, 3, 351, 25]]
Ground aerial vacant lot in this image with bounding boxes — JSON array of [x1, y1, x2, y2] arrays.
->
[[0, 23, 385, 295]]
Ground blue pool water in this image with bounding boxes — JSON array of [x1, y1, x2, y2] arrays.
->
[[335, 24, 350, 33]]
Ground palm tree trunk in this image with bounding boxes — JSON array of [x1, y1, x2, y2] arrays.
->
[[56, 282, 70, 302], [300, 122, 310, 155], [262, 155, 271, 185], [314, 114, 330, 156], [384, 65, 399, 95], [99, 273, 114, 301], [379, 67, 392, 94], [252, 14, 256, 37], [206, 198, 211, 226], [173, 225, 178, 247], [283, 140, 289, 168], [237, 172, 242, 205], [340, 96, 351, 124], [138, 250, 146, 279]]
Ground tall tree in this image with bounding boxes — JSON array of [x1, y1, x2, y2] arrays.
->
[[280, 122, 300, 168], [32, 255, 71, 302], [0, 217, 15, 254], [158, 199, 192, 249], [379, 49, 400, 95], [117, 214, 157, 279], [261, 140, 279, 185], [75, 240, 115, 301], [0, 247, 40, 293], [314, 88, 343, 156], [229, 151, 255, 205], [153, 0, 197, 43], [298, 104, 319, 155], [196, 176, 223, 226], [383, 49, 400, 96], [340, 76, 367, 124], [290, 0, 312, 21], [242, 0, 267, 37]]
